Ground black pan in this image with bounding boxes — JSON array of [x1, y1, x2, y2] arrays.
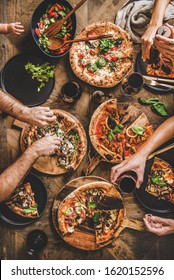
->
[[135, 51, 174, 94], [0, 172, 47, 226], [1, 53, 55, 107], [135, 155, 174, 213]]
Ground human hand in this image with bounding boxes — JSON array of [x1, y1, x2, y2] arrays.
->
[[31, 135, 61, 157], [141, 25, 160, 61], [110, 153, 146, 188], [7, 22, 24, 35], [154, 23, 174, 61], [143, 214, 174, 236], [24, 106, 57, 127]]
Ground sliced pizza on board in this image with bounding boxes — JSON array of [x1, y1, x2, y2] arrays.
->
[[146, 157, 174, 204], [92, 209, 124, 244]]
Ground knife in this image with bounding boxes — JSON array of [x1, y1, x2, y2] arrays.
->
[[143, 75, 174, 84]]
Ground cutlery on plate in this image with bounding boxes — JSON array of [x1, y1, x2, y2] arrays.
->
[[144, 79, 174, 89], [143, 75, 174, 84], [44, 0, 86, 38]]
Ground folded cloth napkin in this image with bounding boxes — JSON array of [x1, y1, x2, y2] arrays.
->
[[115, 0, 174, 43]]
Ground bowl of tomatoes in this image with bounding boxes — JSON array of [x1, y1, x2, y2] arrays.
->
[[31, 0, 76, 58]]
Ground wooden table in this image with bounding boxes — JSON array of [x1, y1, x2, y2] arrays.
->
[[0, 0, 174, 260]]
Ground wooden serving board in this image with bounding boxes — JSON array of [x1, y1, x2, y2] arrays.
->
[[17, 109, 87, 175], [52, 176, 145, 251]]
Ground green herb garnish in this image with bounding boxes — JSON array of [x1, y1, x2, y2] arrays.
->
[[131, 126, 145, 136], [99, 38, 114, 53], [138, 97, 160, 105], [88, 201, 97, 209], [92, 212, 101, 223], [151, 174, 166, 186], [108, 124, 124, 141], [151, 102, 168, 116]]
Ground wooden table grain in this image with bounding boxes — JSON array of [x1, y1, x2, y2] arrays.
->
[[0, 0, 174, 260]]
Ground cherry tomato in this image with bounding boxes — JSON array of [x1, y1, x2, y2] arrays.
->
[[78, 53, 84, 59]]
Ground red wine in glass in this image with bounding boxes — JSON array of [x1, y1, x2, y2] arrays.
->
[[60, 81, 82, 104], [118, 171, 137, 193], [26, 229, 48, 257]]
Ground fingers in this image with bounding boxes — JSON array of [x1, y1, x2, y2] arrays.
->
[[143, 218, 165, 236], [135, 173, 143, 189], [110, 162, 126, 183], [142, 39, 153, 61]]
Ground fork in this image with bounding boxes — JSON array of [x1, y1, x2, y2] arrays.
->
[[144, 79, 174, 89]]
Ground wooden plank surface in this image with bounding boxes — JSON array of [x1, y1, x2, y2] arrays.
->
[[0, 0, 174, 260]]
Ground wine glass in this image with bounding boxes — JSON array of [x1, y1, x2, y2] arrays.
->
[[121, 72, 144, 96], [26, 229, 48, 258]]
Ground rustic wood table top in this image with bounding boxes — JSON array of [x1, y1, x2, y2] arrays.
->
[[0, 0, 174, 260]]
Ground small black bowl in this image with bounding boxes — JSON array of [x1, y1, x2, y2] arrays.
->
[[0, 173, 47, 226], [31, 0, 76, 58]]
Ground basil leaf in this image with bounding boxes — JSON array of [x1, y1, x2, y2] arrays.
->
[[92, 212, 101, 223], [138, 97, 159, 105], [98, 58, 107, 67], [88, 201, 97, 209], [23, 207, 37, 213], [91, 63, 98, 72], [99, 38, 114, 53], [108, 130, 114, 141], [113, 124, 124, 133], [151, 102, 168, 116], [131, 126, 145, 136], [151, 174, 166, 186]]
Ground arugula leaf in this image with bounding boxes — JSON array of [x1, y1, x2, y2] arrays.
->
[[151, 102, 168, 116], [25, 62, 55, 92], [138, 97, 160, 105], [151, 174, 166, 186], [99, 38, 114, 53], [132, 126, 145, 136], [92, 212, 101, 223], [88, 201, 97, 209]]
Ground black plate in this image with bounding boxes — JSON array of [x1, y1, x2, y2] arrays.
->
[[1, 53, 55, 107], [31, 0, 76, 58], [135, 156, 174, 213], [0, 172, 47, 226], [135, 51, 174, 94]]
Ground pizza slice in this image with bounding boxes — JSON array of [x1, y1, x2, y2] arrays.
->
[[58, 192, 87, 235], [123, 113, 153, 159], [74, 181, 112, 217], [92, 209, 124, 244], [145, 157, 174, 204], [5, 182, 39, 218]]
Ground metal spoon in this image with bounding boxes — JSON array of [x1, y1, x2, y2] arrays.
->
[[48, 34, 113, 51]]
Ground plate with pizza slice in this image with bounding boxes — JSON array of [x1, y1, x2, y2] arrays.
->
[[0, 172, 47, 226], [135, 156, 174, 213], [70, 22, 134, 88], [20, 109, 87, 175], [52, 176, 145, 250], [89, 99, 153, 164]]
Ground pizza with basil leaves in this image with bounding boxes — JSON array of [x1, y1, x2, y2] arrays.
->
[[70, 22, 133, 88], [21, 109, 87, 175], [5, 182, 39, 218], [146, 157, 174, 204], [89, 99, 153, 162]]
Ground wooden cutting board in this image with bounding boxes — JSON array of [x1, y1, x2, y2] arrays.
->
[[52, 176, 145, 250], [16, 109, 87, 175]]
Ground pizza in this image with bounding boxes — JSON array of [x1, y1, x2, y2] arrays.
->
[[21, 110, 87, 175], [58, 181, 124, 244], [70, 22, 134, 88], [146, 157, 174, 204], [5, 182, 39, 218], [146, 56, 174, 78], [92, 209, 124, 244], [89, 99, 153, 163]]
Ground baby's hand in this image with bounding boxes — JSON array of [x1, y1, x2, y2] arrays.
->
[[8, 22, 24, 35]]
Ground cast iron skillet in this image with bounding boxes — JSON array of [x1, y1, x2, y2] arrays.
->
[[0, 172, 47, 226], [135, 155, 174, 213], [31, 0, 76, 58], [1, 53, 55, 107], [135, 51, 174, 94]]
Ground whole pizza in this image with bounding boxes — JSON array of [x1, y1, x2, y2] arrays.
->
[[20, 110, 87, 175], [89, 99, 153, 163], [70, 22, 134, 88], [58, 181, 124, 244]]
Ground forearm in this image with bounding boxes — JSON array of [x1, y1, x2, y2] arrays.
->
[[0, 147, 38, 202], [0, 23, 8, 34], [0, 88, 30, 122], [138, 116, 174, 158], [149, 0, 171, 27]]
